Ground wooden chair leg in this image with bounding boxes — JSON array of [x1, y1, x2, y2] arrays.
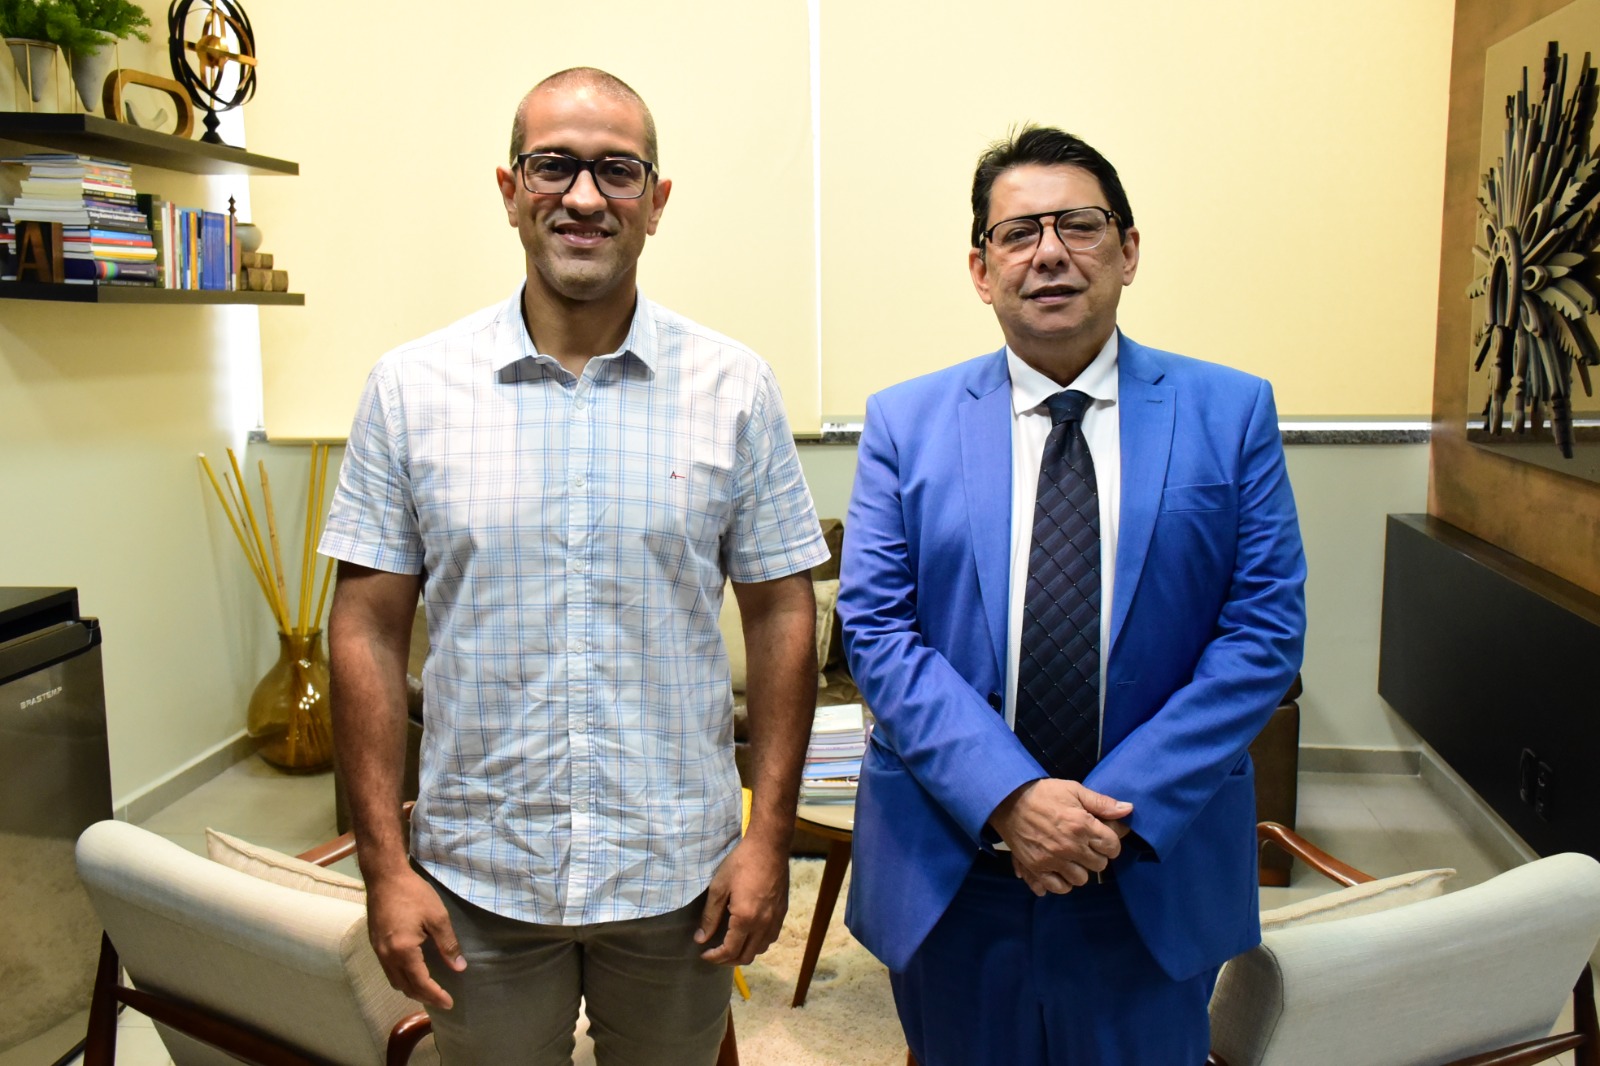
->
[[82, 933, 119, 1066], [716, 1010, 739, 1066], [907, 1051, 917, 1066], [1575, 964, 1599, 1066], [792, 837, 852, 1007]]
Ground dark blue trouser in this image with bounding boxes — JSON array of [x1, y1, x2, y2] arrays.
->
[[890, 858, 1217, 1066]]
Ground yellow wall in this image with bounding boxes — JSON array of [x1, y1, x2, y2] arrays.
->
[[246, 0, 818, 438], [820, 0, 1454, 419], [244, 0, 1451, 433]]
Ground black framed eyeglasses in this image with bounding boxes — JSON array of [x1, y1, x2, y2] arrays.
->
[[980, 207, 1121, 257], [514, 152, 656, 199]]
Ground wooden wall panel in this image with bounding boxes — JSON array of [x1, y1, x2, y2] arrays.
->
[[1431, 0, 1600, 596]]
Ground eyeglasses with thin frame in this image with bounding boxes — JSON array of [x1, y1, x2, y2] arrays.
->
[[980, 207, 1121, 258], [514, 152, 656, 199]]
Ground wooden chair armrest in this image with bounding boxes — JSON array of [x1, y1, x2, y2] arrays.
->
[[296, 801, 415, 868], [386, 1010, 433, 1066], [296, 832, 355, 868], [1257, 821, 1374, 887]]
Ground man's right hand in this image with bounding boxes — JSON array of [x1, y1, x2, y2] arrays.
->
[[987, 778, 1132, 894], [364, 866, 467, 1010]]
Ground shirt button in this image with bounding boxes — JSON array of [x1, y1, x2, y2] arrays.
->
[[574, 398, 587, 411], [573, 474, 586, 488], [574, 717, 587, 733], [572, 639, 586, 653]]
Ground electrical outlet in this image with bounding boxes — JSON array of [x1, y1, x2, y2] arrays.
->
[[1533, 761, 1555, 821]]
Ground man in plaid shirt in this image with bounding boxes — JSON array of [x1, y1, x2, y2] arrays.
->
[[322, 67, 828, 1065]]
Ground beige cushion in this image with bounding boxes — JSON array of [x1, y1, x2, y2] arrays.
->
[[813, 578, 840, 677], [205, 828, 367, 905], [722, 577, 840, 694], [1259, 867, 1454, 931]]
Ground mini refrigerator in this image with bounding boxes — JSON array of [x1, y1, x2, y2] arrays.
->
[[0, 588, 112, 1066]]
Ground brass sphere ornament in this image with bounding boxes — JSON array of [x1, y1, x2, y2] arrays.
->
[[167, 0, 258, 146]]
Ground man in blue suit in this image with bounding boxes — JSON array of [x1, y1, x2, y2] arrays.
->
[[838, 126, 1307, 1064]]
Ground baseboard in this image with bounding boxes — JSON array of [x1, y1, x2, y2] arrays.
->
[[1297, 745, 1421, 775], [1415, 742, 1539, 870], [1296, 743, 1538, 868], [114, 730, 256, 824]]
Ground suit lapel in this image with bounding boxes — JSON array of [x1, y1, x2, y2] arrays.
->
[[959, 352, 1013, 680], [1112, 337, 1174, 659]]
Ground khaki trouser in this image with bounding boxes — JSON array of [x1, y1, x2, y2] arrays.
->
[[418, 865, 732, 1066]]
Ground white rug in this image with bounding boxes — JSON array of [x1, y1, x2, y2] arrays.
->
[[573, 858, 906, 1065]]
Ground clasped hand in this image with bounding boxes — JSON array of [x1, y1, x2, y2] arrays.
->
[[988, 778, 1133, 896]]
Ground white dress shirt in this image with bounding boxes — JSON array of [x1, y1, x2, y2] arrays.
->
[[1003, 332, 1121, 757]]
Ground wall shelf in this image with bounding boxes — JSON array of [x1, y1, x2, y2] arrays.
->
[[0, 282, 303, 304], [0, 113, 297, 177]]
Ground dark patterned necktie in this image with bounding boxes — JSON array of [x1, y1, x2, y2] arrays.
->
[[1014, 389, 1101, 782]]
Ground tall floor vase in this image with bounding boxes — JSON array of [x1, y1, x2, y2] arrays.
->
[[248, 630, 334, 771]]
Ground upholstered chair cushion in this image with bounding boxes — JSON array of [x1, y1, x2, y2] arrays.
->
[[1258, 866, 1454, 931], [205, 828, 367, 905]]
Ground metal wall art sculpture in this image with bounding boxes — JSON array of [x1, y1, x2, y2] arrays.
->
[[1470, 40, 1600, 458]]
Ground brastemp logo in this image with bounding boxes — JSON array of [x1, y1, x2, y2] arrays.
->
[[20, 685, 63, 710]]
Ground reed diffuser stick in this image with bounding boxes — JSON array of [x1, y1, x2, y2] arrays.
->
[[259, 462, 293, 629], [313, 555, 335, 632], [199, 454, 283, 627], [199, 447, 339, 637]]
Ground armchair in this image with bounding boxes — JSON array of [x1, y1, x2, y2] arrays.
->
[[76, 818, 742, 1066], [76, 819, 434, 1066], [1207, 823, 1600, 1066]]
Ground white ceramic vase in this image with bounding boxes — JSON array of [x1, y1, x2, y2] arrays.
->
[[236, 223, 263, 255], [70, 47, 118, 117], [5, 38, 60, 107]]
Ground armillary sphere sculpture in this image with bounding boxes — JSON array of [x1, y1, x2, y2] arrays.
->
[[1469, 40, 1600, 459], [167, 0, 258, 147]]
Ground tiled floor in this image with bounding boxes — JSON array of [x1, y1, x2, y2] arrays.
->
[[71, 760, 1568, 1064]]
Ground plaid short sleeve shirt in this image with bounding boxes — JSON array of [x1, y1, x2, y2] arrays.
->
[[320, 288, 829, 925]]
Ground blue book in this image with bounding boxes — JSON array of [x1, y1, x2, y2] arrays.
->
[[202, 211, 225, 290]]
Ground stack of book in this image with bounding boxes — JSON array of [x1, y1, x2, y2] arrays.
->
[[1, 153, 159, 286], [140, 196, 237, 291], [799, 703, 868, 805]]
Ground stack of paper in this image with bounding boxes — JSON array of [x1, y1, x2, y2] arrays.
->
[[800, 703, 867, 805]]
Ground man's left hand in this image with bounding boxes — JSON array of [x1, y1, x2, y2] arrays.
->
[[695, 836, 789, 965]]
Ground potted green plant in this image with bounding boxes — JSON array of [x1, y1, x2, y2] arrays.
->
[[1, 0, 148, 111], [60, 0, 150, 116], [1, 0, 80, 105]]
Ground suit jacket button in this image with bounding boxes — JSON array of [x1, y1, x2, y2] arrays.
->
[[987, 692, 1002, 711]]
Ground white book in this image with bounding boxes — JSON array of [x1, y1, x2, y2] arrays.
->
[[811, 703, 865, 735]]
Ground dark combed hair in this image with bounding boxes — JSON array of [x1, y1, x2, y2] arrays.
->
[[969, 125, 1133, 248], [509, 67, 659, 167]]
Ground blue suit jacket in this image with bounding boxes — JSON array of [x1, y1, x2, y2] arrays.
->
[[837, 335, 1307, 981]]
